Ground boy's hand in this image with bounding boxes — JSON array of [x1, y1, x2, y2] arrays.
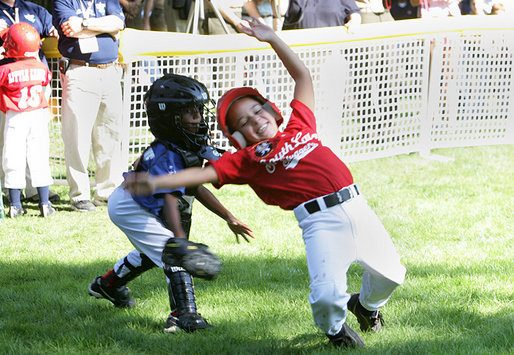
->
[[124, 171, 157, 195], [239, 17, 276, 42], [226, 217, 255, 243]]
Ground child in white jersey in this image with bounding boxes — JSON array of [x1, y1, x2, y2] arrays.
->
[[125, 19, 406, 348]]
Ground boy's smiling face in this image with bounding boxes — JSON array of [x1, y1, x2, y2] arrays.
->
[[227, 96, 279, 146]]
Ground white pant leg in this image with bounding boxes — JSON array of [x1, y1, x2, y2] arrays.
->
[[296, 193, 406, 336], [3, 111, 29, 189], [25, 109, 53, 188], [60, 65, 102, 202], [91, 65, 124, 201], [108, 185, 174, 267], [348, 195, 406, 310], [0, 111, 5, 189], [298, 205, 357, 336]]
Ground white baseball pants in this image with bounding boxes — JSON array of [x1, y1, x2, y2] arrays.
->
[[294, 193, 406, 336], [108, 185, 174, 268], [2, 109, 53, 189]]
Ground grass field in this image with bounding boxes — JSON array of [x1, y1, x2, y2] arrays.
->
[[0, 145, 512, 354]]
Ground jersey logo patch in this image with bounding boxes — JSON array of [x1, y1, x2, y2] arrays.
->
[[96, 2, 106, 15], [254, 140, 273, 158], [143, 147, 155, 161], [24, 14, 36, 23]]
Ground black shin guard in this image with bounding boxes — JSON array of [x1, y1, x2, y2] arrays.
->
[[166, 269, 197, 314], [104, 253, 157, 288], [165, 269, 209, 332]]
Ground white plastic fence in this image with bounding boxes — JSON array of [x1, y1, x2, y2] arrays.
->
[[43, 16, 514, 182]]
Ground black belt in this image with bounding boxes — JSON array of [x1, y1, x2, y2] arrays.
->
[[70, 59, 117, 69], [304, 184, 360, 214]]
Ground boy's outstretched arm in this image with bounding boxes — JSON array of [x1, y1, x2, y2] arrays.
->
[[195, 185, 255, 243], [125, 166, 219, 196], [240, 19, 315, 111]]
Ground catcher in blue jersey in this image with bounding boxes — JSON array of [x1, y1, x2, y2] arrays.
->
[[88, 74, 254, 333]]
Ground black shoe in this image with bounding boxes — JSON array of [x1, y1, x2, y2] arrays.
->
[[164, 311, 211, 333], [25, 190, 61, 204], [164, 312, 179, 333], [347, 293, 384, 332], [71, 200, 96, 212], [40, 203, 56, 217], [88, 276, 135, 308], [9, 205, 26, 218], [327, 322, 365, 348]]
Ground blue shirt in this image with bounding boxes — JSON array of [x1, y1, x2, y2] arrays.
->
[[52, 0, 125, 64], [0, 0, 54, 66], [128, 141, 186, 217]]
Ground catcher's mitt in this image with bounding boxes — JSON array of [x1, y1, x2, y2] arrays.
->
[[162, 237, 221, 280]]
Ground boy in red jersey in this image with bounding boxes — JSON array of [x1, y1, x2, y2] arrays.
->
[[125, 20, 406, 348], [0, 22, 54, 217]]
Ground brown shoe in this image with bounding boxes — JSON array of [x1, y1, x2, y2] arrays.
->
[[347, 293, 384, 332], [327, 322, 365, 348]]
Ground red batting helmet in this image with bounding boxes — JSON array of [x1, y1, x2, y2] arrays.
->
[[216, 87, 283, 149], [3, 22, 41, 59]]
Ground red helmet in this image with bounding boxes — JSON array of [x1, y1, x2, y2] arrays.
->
[[216, 87, 283, 149], [3, 22, 40, 59]]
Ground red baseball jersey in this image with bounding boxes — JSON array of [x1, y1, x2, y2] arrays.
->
[[211, 99, 354, 210], [0, 59, 51, 113]]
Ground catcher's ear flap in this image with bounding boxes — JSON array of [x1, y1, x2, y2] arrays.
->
[[231, 131, 247, 149]]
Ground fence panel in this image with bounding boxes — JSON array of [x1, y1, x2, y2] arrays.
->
[[43, 17, 513, 183]]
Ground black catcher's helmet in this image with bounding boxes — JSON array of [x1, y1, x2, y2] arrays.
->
[[145, 74, 211, 151]]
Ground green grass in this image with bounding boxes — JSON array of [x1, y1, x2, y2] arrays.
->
[[0, 145, 512, 354]]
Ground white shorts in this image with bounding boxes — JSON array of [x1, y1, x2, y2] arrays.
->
[[2, 109, 53, 189]]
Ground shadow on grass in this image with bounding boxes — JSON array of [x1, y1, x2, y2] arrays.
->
[[0, 257, 512, 354]]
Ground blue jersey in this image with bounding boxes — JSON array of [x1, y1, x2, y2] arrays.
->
[[0, 0, 54, 66], [128, 140, 186, 217], [52, 0, 125, 64]]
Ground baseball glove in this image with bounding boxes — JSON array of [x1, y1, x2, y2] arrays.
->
[[162, 237, 221, 280]]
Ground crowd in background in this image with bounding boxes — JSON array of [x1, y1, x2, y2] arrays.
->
[[21, 0, 514, 35], [114, 0, 512, 34]]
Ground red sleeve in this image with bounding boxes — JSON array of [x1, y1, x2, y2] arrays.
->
[[210, 150, 253, 189], [285, 99, 317, 132]]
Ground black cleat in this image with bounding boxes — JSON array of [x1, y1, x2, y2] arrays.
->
[[327, 322, 365, 348], [347, 293, 384, 332], [88, 276, 135, 308], [164, 311, 211, 333]]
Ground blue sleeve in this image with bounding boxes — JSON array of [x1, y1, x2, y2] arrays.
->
[[34, 5, 54, 36], [52, 0, 77, 28], [106, 0, 126, 22], [140, 143, 186, 196]]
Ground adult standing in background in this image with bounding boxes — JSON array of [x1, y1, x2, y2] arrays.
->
[[389, 0, 420, 19], [53, 0, 125, 212], [282, 0, 361, 31], [204, 0, 245, 34], [412, 0, 462, 17], [242, 0, 280, 30], [355, 0, 394, 23], [0, 0, 60, 205]]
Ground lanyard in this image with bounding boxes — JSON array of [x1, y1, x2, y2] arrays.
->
[[80, 0, 95, 19], [2, 7, 19, 24]]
